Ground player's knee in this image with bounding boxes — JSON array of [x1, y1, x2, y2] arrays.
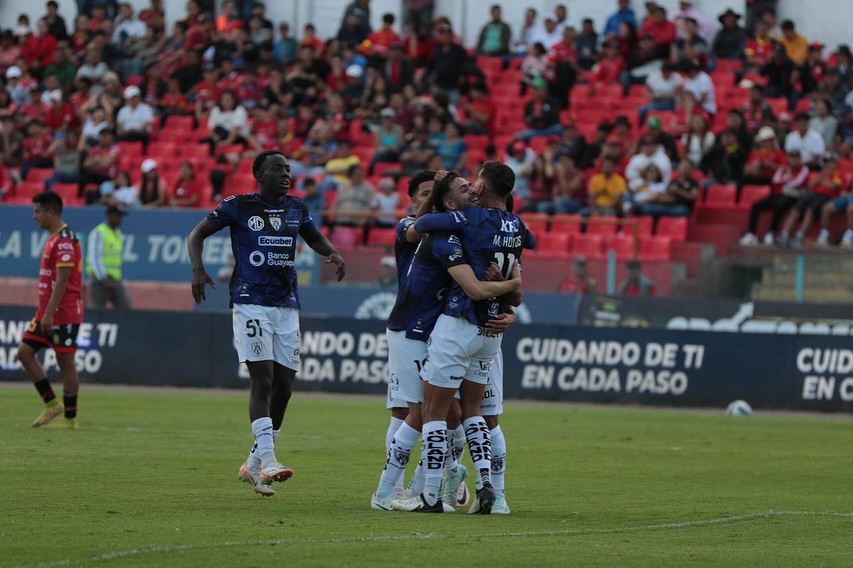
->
[[16, 344, 35, 363], [484, 415, 499, 430]]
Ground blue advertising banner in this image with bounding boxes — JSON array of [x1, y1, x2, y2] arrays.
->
[[1, 307, 851, 411], [0, 205, 320, 285]]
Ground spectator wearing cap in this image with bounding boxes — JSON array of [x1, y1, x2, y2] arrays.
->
[[743, 126, 786, 188], [44, 90, 79, 135], [529, 13, 562, 50], [374, 178, 401, 227], [785, 112, 826, 170], [620, 260, 656, 297], [672, 1, 712, 41], [116, 85, 154, 147], [740, 149, 808, 246], [559, 257, 597, 294], [778, 152, 844, 247], [5, 66, 29, 107], [644, 115, 678, 162], [575, 18, 599, 71], [515, 77, 562, 141], [87, 203, 131, 309], [626, 134, 672, 192], [638, 4, 676, 60], [476, 4, 512, 57], [138, 158, 167, 207], [520, 135, 560, 212], [780, 20, 808, 65], [809, 99, 838, 147], [670, 17, 707, 68], [603, 0, 637, 39], [81, 128, 119, 204], [638, 62, 683, 124], [426, 23, 469, 104], [378, 255, 397, 288], [582, 155, 627, 217], [712, 8, 747, 62]]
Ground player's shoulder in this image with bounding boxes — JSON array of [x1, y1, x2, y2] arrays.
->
[[57, 226, 80, 244]]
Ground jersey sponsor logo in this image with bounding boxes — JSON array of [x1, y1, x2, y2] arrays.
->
[[248, 216, 265, 231], [224, 195, 236, 201], [448, 247, 463, 262], [447, 234, 461, 245], [57, 242, 73, 251], [249, 251, 265, 266], [500, 218, 519, 233], [60, 253, 71, 262], [258, 236, 293, 247], [269, 216, 282, 231]]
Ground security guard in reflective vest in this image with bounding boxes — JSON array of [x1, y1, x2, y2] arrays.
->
[[86, 205, 131, 309]]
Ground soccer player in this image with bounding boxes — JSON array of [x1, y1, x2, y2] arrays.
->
[[382, 170, 436, 493], [374, 172, 522, 512], [188, 150, 346, 497], [392, 163, 528, 514], [18, 192, 84, 430]]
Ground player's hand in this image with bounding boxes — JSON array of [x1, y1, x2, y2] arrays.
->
[[41, 313, 53, 331], [434, 170, 450, 183], [191, 268, 216, 304], [509, 262, 522, 289], [326, 251, 346, 281], [485, 262, 504, 282], [485, 312, 517, 333]]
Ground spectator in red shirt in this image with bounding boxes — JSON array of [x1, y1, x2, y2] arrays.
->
[[81, 128, 120, 204], [638, 4, 676, 59], [740, 149, 809, 246], [779, 152, 844, 247], [461, 82, 495, 135], [383, 42, 414, 92], [743, 20, 774, 74], [44, 90, 79, 134], [159, 77, 190, 128], [367, 13, 401, 57], [742, 126, 786, 189], [619, 259, 656, 296], [21, 119, 53, 180], [587, 40, 624, 95], [741, 85, 776, 134], [559, 257, 597, 294], [22, 19, 57, 71], [171, 160, 204, 207], [547, 26, 580, 108]]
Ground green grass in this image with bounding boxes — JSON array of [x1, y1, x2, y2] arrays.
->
[[1, 384, 851, 568]]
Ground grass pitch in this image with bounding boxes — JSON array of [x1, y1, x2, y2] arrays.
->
[[1, 384, 851, 568]]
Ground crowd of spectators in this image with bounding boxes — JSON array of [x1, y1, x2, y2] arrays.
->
[[1, 0, 853, 247]]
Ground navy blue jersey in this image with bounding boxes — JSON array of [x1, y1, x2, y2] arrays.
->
[[386, 232, 459, 341], [206, 193, 316, 308], [415, 207, 529, 327], [394, 215, 418, 289]]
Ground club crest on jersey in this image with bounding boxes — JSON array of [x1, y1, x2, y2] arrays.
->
[[248, 216, 265, 231], [488, 301, 499, 318], [269, 215, 282, 231], [251, 342, 263, 355]]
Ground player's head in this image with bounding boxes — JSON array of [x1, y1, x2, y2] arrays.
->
[[32, 191, 63, 229], [433, 171, 477, 212], [407, 169, 436, 208], [252, 150, 290, 198], [477, 160, 515, 201]]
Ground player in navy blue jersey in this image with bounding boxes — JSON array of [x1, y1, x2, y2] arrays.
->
[[187, 150, 346, 497], [382, 170, 436, 485], [373, 171, 522, 512], [392, 162, 528, 514]]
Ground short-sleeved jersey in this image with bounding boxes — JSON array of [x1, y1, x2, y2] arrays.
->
[[386, 232, 458, 341], [393, 215, 418, 289], [36, 225, 84, 325], [206, 193, 316, 308], [416, 207, 529, 327]]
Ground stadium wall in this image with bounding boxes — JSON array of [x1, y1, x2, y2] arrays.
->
[[2, 1, 853, 56], [1, 306, 851, 411]]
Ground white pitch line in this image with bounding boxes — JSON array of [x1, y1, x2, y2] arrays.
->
[[23, 510, 853, 568]]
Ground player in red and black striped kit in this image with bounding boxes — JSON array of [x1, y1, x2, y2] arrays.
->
[[18, 192, 84, 430]]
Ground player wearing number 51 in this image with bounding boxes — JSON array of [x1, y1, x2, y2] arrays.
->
[[187, 150, 346, 497]]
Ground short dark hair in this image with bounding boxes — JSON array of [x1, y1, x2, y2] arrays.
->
[[253, 150, 285, 177], [382, 13, 394, 24], [794, 111, 810, 122], [348, 164, 363, 177], [505, 194, 515, 213], [33, 190, 63, 213], [432, 171, 461, 212], [407, 169, 436, 197], [479, 160, 515, 198], [47, 0, 58, 7], [781, 19, 795, 30]]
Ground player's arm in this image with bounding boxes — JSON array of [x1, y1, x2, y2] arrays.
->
[[301, 224, 346, 282], [413, 210, 466, 234], [405, 193, 435, 243], [485, 262, 523, 307], [446, 263, 521, 301], [187, 219, 219, 304], [41, 265, 71, 330]]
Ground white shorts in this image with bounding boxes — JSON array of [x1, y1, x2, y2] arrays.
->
[[480, 348, 504, 416], [232, 304, 300, 371], [386, 329, 428, 406], [422, 314, 502, 389]]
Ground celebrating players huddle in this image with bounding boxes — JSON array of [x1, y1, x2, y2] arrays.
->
[[21, 149, 530, 516]]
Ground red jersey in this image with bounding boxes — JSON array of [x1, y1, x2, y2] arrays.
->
[[591, 58, 624, 84], [70, 31, 89, 56], [367, 29, 401, 56], [36, 225, 83, 325], [549, 41, 577, 65], [467, 97, 496, 133], [250, 117, 278, 147], [86, 144, 119, 177], [194, 80, 220, 107], [216, 73, 241, 95], [744, 37, 773, 66], [20, 101, 47, 123], [746, 147, 785, 177], [160, 91, 189, 113], [741, 101, 773, 133], [22, 133, 52, 161], [639, 19, 676, 47], [172, 175, 203, 204], [44, 103, 79, 132], [811, 172, 844, 197]]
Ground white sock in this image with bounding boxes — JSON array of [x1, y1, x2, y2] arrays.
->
[[795, 231, 803, 239], [386, 416, 405, 492], [406, 460, 425, 497], [376, 422, 420, 500], [421, 420, 447, 506], [780, 230, 788, 237], [818, 229, 829, 239], [463, 416, 492, 490], [844, 229, 853, 239], [248, 427, 281, 469], [490, 425, 507, 496], [251, 417, 275, 468], [451, 425, 466, 465]]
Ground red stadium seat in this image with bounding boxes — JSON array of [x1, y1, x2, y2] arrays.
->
[[550, 214, 583, 235], [117, 141, 144, 158], [624, 215, 654, 237], [329, 226, 363, 250], [15, 181, 45, 199], [51, 183, 81, 204], [166, 115, 195, 130], [585, 216, 619, 235], [155, 128, 192, 144], [606, 234, 637, 258], [639, 236, 672, 261], [739, 184, 771, 209], [519, 213, 548, 236], [534, 232, 571, 255], [463, 135, 489, 151], [373, 162, 402, 177], [183, 145, 210, 162], [570, 234, 605, 259], [366, 227, 397, 248], [147, 141, 179, 159], [704, 184, 737, 205], [25, 168, 54, 183], [655, 217, 688, 241]]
